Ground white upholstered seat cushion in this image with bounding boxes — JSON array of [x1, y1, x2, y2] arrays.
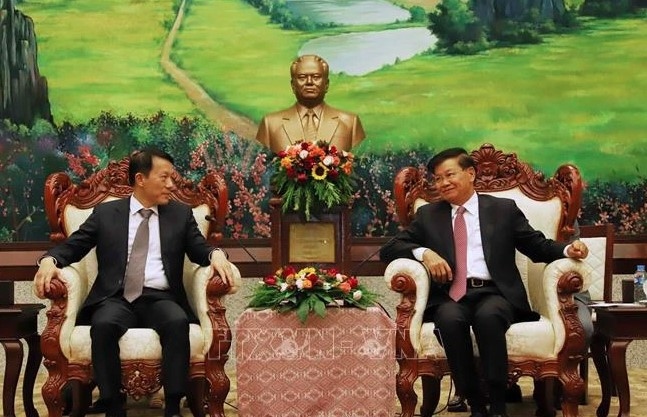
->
[[68, 324, 206, 364], [418, 318, 556, 359]]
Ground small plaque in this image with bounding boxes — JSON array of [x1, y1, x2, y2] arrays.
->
[[288, 223, 336, 263]]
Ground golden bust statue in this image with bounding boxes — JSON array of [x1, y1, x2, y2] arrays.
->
[[256, 55, 366, 153]]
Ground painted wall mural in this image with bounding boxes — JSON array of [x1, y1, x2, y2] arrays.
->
[[1, 0, 646, 241]]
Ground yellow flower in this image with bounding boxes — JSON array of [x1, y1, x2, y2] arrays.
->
[[312, 163, 329, 180], [300, 267, 316, 275], [280, 157, 292, 169]]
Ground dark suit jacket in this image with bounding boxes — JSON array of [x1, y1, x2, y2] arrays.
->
[[47, 198, 214, 317], [380, 194, 567, 317], [256, 103, 365, 153]]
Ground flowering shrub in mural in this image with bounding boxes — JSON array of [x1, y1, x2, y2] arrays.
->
[[0, 112, 645, 241]]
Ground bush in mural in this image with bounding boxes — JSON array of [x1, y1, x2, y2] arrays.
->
[[1, 112, 646, 241], [582, 177, 647, 234]]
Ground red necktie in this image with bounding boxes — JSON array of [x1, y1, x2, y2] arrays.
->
[[449, 206, 467, 301]]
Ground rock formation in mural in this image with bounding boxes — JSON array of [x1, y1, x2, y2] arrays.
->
[[472, 0, 566, 25], [0, 0, 52, 126]]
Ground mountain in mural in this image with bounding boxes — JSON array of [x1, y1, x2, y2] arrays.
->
[[0, 0, 52, 126]]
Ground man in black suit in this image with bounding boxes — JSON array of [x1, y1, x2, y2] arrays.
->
[[34, 148, 235, 417], [380, 147, 588, 417]]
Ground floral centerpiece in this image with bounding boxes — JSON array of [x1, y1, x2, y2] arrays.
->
[[272, 141, 355, 220], [247, 265, 379, 323]]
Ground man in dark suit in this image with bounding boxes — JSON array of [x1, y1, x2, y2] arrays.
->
[[34, 148, 235, 417], [256, 54, 365, 153], [380, 147, 588, 417]]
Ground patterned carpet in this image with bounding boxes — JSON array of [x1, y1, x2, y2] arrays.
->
[[4, 362, 647, 417]]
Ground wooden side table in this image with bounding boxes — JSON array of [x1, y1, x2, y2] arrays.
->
[[591, 305, 647, 417], [1, 303, 45, 417]]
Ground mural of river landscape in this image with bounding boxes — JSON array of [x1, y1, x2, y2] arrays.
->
[[1, 0, 647, 241]]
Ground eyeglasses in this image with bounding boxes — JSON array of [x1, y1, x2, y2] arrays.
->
[[430, 170, 464, 185]]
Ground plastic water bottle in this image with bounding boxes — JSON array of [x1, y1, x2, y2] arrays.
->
[[633, 264, 646, 303]]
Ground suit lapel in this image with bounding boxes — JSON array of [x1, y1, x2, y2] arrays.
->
[[117, 198, 131, 267], [281, 106, 303, 144], [318, 104, 341, 142], [437, 203, 455, 264], [478, 194, 496, 264]]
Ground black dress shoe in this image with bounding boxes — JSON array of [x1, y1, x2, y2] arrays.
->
[[448, 394, 468, 412], [87, 398, 109, 414], [505, 382, 523, 403]]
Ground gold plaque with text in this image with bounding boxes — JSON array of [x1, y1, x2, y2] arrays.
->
[[288, 223, 336, 263]]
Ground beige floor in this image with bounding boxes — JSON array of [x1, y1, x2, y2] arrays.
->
[[4, 362, 647, 417]]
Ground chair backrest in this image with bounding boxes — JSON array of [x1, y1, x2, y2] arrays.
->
[[44, 157, 228, 288], [393, 143, 583, 310], [579, 224, 614, 302]]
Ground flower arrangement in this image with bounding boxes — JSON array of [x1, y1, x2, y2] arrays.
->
[[247, 265, 379, 323], [272, 140, 355, 220]]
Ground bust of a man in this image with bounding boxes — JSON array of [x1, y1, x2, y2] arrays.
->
[[256, 54, 365, 153]]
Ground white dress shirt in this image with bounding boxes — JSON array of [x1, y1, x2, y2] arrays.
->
[[128, 197, 169, 290], [413, 192, 492, 280]]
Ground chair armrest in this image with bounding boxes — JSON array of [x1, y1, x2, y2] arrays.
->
[[528, 258, 592, 355], [42, 264, 87, 361], [384, 258, 430, 354], [184, 262, 242, 355]]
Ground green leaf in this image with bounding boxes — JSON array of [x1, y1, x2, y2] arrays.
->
[[296, 299, 311, 323], [313, 298, 327, 317]]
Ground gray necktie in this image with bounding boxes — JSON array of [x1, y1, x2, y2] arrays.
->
[[123, 208, 153, 302]]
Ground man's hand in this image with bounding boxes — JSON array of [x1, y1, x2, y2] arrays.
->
[[566, 240, 589, 259], [210, 249, 234, 286], [34, 256, 63, 299], [422, 249, 454, 284]]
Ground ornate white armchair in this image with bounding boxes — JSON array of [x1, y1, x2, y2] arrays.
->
[[384, 144, 592, 417], [41, 158, 241, 417]]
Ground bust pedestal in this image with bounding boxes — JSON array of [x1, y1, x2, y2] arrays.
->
[[270, 197, 351, 273]]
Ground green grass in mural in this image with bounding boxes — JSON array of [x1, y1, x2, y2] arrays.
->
[[20, 0, 647, 180], [19, 0, 197, 121], [175, 2, 647, 180]]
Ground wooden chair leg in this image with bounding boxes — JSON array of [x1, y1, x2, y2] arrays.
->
[[420, 376, 441, 417]]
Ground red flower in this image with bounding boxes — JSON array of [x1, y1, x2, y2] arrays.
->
[[300, 142, 309, 150], [278, 150, 287, 158], [307, 273, 318, 285], [283, 265, 297, 277], [347, 277, 359, 289], [263, 276, 277, 286], [286, 167, 296, 178], [297, 173, 308, 183], [328, 169, 339, 180]]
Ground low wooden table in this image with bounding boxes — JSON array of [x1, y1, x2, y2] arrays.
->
[[1, 303, 45, 417], [591, 304, 647, 417], [235, 306, 396, 417]]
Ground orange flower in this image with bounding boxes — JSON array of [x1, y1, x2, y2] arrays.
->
[[338, 282, 352, 293]]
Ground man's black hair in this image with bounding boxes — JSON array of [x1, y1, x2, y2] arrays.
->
[[426, 147, 475, 174], [128, 147, 174, 186]]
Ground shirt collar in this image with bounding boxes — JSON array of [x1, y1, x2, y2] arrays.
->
[[130, 196, 158, 217], [296, 103, 323, 120], [451, 192, 478, 216]]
